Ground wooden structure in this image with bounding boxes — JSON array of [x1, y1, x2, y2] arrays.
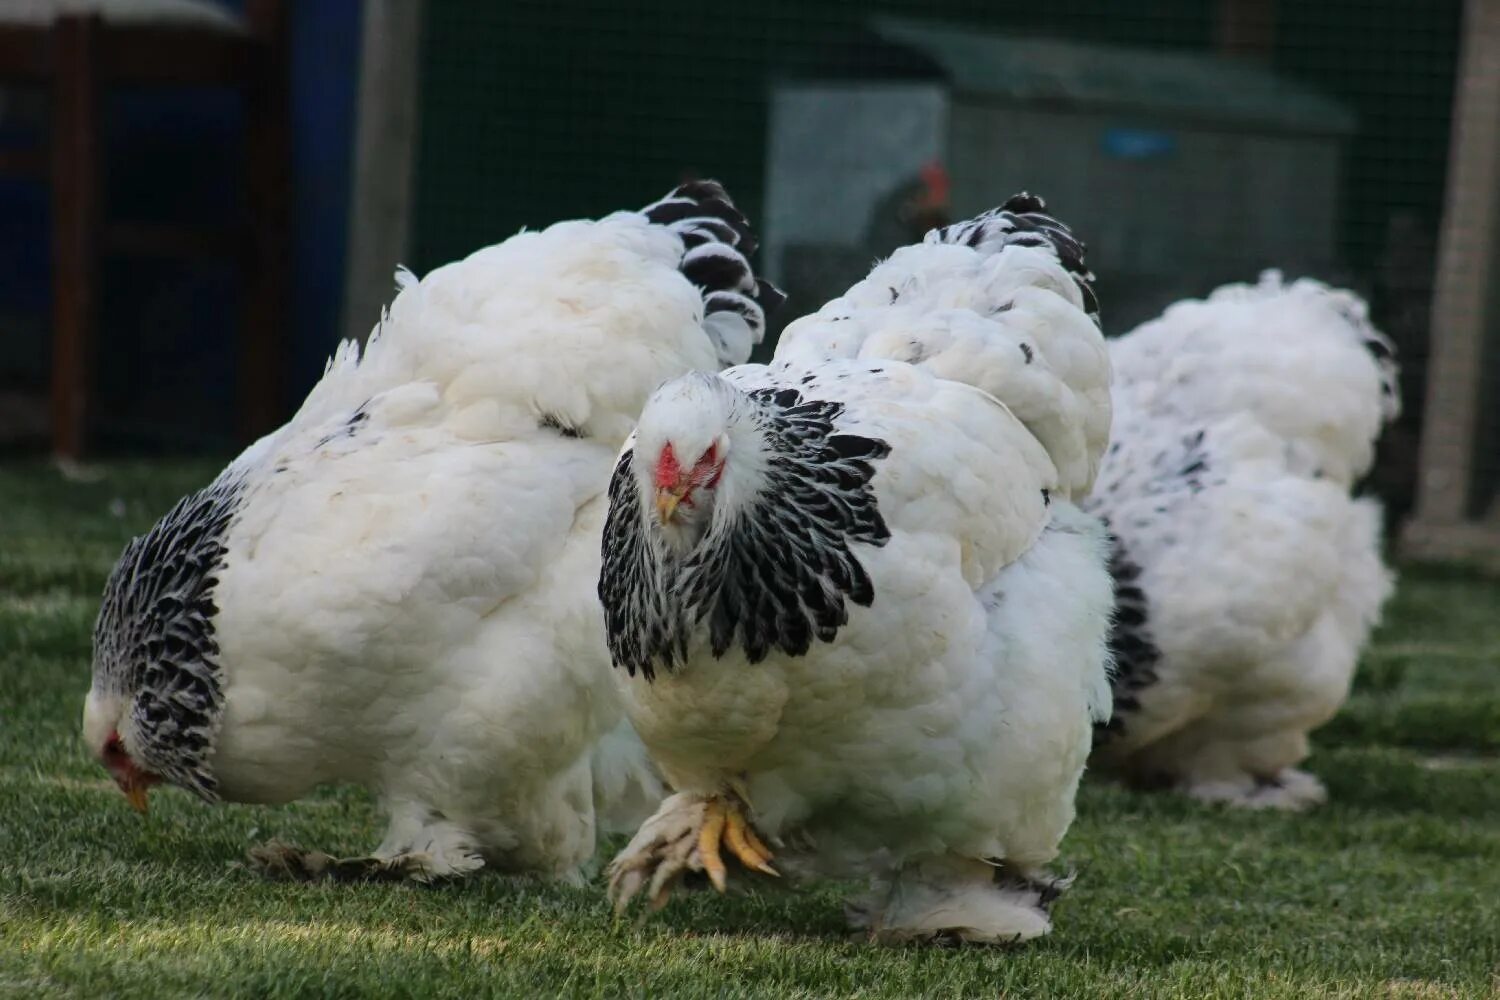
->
[[0, 0, 291, 458], [1402, 0, 1500, 570]]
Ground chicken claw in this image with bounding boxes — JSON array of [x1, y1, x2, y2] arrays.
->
[[722, 804, 778, 876], [607, 791, 778, 914], [696, 800, 730, 891]]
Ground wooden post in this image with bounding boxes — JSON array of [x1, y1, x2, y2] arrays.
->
[[342, 0, 424, 346], [1403, 0, 1500, 565], [240, 0, 291, 440], [48, 15, 101, 460]]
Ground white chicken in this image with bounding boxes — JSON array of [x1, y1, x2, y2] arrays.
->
[[1085, 272, 1399, 809], [598, 195, 1115, 943], [82, 181, 783, 881]]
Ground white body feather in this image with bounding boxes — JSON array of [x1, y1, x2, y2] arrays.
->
[[775, 239, 1111, 499], [215, 211, 727, 874]]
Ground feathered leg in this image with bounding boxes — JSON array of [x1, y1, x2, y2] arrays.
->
[[1182, 767, 1328, 811], [247, 801, 485, 883], [845, 855, 1062, 945]]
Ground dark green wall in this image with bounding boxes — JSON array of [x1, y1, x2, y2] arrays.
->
[[1274, 1, 1461, 273]]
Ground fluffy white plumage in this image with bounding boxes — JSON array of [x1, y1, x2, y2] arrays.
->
[[1086, 271, 1398, 809], [83, 182, 778, 880], [600, 197, 1114, 942], [776, 221, 1111, 499]]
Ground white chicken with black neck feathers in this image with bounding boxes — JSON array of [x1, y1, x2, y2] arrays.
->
[[82, 181, 782, 882], [599, 195, 1114, 943], [1086, 272, 1399, 809]]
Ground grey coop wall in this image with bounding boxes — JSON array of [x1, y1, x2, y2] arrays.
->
[[764, 18, 1358, 336], [950, 104, 1345, 332]]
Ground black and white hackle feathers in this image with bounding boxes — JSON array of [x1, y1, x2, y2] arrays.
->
[[601, 383, 891, 681], [91, 473, 247, 801]]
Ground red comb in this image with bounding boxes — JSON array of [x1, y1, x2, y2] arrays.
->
[[912, 162, 948, 205], [920, 161, 950, 204]]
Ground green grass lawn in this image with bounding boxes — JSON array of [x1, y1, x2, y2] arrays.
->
[[2, 461, 1497, 998]]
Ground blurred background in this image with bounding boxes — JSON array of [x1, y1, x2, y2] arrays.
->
[[0, 0, 1495, 566]]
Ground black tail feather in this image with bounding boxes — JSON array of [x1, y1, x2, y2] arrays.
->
[[641, 180, 783, 366], [929, 193, 1099, 325]]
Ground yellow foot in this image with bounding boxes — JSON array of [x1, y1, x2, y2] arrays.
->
[[697, 795, 778, 890], [607, 791, 777, 914]]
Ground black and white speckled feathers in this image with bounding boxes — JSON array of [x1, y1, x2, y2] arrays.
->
[[928, 192, 1099, 325], [1326, 290, 1401, 423], [1085, 428, 1223, 742], [640, 180, 786, 366], [92, 472, 246, 801], [600, 386, 892, 681], [1092, 529, 1161, 746]]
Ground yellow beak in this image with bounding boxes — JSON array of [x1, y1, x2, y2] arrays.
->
[[123, 780, 150, 814], [655, 486, 686, 524]]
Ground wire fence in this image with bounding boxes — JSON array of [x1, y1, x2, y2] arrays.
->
[[413, 0, 1466, 523]]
